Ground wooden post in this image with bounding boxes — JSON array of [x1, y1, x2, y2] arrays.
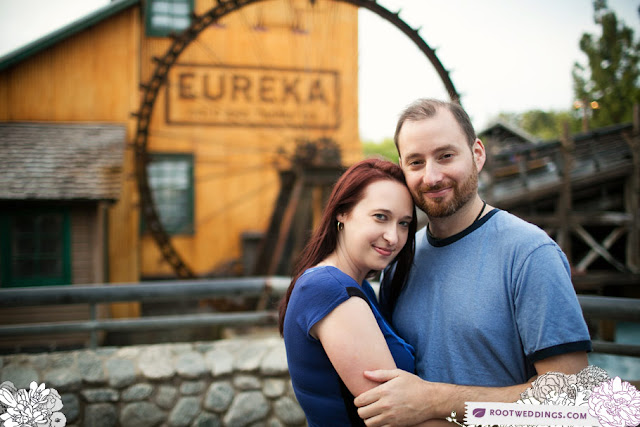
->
[[624, 104, 640, 272], [558, 122, 574, 262]]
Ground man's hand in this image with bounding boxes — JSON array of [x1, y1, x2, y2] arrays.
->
[[354, 369, 438, 426], [355, 352, 589, 426]]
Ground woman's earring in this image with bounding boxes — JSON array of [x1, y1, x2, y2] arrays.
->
[[337, 221, 344, 231]]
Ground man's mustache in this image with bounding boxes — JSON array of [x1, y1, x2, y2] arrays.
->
[[417, 181, 454, 193]]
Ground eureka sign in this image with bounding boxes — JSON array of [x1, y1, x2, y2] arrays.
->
[[166, 63, 340, 128]]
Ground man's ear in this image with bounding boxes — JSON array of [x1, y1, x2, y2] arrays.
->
[[473, 139, 486, 172]]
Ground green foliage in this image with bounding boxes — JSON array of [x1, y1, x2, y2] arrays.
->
[[362, 137, 399, 163], [491, 1, 638, 140], [495, 110, 581, 140], [572, 0, 640, 127]]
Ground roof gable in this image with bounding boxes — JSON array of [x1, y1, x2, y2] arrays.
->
[[0, 0, 139, 72]]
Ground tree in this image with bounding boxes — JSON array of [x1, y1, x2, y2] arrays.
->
[[572, 0, 640, 128], [362, 137, 399, 163], [496, 110, 581, 140]]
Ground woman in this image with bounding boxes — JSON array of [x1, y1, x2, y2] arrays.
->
[[279, 158, 417, 426]]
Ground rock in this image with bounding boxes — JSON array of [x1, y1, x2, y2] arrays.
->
[[176, 352, 207, 379], [191, 412, 222, 427], [260, 344, 288, 375], [138, 346, 175, 380], [180, 380, 205, 395], [61, 393, 79, 423], [168, 396, 201, 427], [155, 385, 178, 409], [122, 383, 154, 401], [234, 344, 268, 372], [223, 391, 269, 427], [0, 365, 39, 390], [273, 396, 306, 425], [262, 379, 285, 398], [84, 403, 117, 427], [203, 381, 234, 413], [120, 402, 165, 427], [106, 358, 136, 388], [78, 352, 106, 384], [44, 368, 82, 390], [233, 375, 261, 391], [81, 388, 119, 403], [204, 349, 233, 376]]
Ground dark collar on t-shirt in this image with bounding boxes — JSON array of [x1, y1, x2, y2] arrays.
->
[[427, 208, 499, 247]]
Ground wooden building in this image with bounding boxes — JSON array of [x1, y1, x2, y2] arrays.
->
[[479, 120, 640, 297], [0, 0, 360, 284], [0, 0, 360, 348]]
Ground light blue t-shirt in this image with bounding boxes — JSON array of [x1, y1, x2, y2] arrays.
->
[[381, 209, 591, 386]]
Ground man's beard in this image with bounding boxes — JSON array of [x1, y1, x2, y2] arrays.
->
[[412, 168, 478, 218]]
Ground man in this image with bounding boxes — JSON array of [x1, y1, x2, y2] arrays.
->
[[354, 99, 592, 426]]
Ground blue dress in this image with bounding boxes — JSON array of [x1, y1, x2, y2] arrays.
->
[[283, 266, 415, 426]]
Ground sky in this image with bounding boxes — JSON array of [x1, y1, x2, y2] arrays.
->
[[0, 0, 639, 141]]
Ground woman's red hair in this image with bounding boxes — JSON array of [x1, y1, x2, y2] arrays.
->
[[278, 157, 417, 335]]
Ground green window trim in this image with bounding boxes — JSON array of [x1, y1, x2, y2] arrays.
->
[[142, 152, 195, 236], [0, 209, 72, 288], [145, 0, 195, 37]]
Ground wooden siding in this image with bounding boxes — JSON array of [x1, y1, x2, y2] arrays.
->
[[71, 204, 107, 284], [140, 0, 361, 277], [0, 7, 142, 286], [0, 0, 360, 281], [0, 205, 108, 351]]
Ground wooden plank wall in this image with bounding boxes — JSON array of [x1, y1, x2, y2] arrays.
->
[[0, 7, 141, 286], [139, 0, 361, 277], [0, 205, 107, 351], [0, 0, 361, 283]]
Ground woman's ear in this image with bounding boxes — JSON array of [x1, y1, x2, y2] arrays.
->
[[336, 212, 347, 223]]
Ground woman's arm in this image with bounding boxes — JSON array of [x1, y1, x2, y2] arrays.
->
[[310, 296, 397, 397]]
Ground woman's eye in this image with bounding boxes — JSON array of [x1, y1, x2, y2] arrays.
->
[[399, 221, 410, 228], [374, 213, 387, 221]]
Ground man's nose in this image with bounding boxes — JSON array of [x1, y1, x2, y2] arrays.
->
[[422, 161, 443, 186]]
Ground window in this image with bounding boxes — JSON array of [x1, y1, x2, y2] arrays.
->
[[145, 0, 194, 37], [145, 153, 194, 235], [0, 210, 71, 287]]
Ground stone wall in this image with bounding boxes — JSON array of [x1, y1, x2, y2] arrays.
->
[[0, 336, 307, 427]]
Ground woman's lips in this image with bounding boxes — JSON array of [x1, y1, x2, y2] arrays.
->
[[374, 246, 394, 257]]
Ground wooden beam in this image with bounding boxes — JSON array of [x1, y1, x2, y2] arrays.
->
[[575, 227, 627, 273], [557, 122, 574, 259], [622, 103, 640, 272], [519, 212, 632, 227], [572, 224, 629, 273], [494, 163, 632, 209], [267, 177, 304, 276]]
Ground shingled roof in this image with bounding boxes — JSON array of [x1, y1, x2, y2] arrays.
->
[[0, 123, 126, 201]]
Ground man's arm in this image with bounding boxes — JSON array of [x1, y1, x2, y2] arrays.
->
[[355, 351, 588, 427]]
